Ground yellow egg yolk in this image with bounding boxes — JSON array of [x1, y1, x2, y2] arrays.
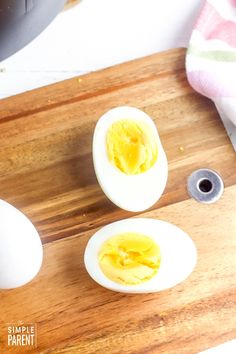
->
[[106, 120, 158, 175], [99, 233, 161, 285]]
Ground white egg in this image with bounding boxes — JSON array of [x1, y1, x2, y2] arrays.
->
[[84, 218, 197, 293], [92, 106, 168, 212], [0, 200, 43, 289]]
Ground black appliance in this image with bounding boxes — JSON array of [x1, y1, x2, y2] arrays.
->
[[0, 0, 67, 61]]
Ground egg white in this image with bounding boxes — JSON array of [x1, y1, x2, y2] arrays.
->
[[0, 200, 43, 289], [92, 106, 168, 212], [84, 218, 197, 293]]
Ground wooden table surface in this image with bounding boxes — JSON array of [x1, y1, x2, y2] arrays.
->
[[0, 48, 236, 354]]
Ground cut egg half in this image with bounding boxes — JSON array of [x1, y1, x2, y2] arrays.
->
[[84, 218, 197, 293], [0, 200, 43, 289], [92, 106, 168, 212]]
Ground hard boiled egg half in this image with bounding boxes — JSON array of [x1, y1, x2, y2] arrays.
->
[[84, 218, 197, 293], [92, 106, 168, 212], [0, 200, 43, 289]]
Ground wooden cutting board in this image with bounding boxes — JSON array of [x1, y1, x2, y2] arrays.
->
[[0, 48, 236, 354]]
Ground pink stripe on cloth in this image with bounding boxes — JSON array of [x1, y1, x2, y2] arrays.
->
[[230, 0, 236, 6], [209, 21, 236, 47], [195, 1, 236, 47], [187, 71, 236, 98]]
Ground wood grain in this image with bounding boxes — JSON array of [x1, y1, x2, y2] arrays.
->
[[0, 48, 236, 353]]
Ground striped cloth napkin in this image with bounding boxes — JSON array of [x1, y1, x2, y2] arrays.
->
[[186, 0, 236, 126]]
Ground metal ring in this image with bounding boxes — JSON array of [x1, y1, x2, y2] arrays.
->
[[187, 169, 224, 204]]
